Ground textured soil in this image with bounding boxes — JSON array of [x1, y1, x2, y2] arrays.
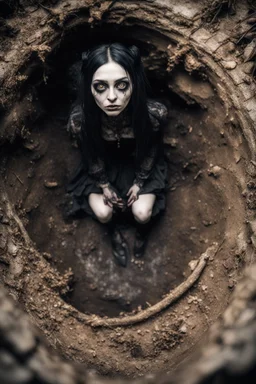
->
[[3, 69, 235, 317]]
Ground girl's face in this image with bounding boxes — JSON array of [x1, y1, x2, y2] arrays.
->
[[91, 61, 133, 116]]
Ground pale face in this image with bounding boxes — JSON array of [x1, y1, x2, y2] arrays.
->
[[91, 61, 133, 116]]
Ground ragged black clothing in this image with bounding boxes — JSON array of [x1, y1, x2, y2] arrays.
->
[[66, 99, 168, 218]]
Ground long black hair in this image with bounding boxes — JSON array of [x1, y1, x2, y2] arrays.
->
[[79, 43, 153, 166]]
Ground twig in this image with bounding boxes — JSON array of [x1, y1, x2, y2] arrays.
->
[[88, 244, 219, 327], [237, 24, 256, 43], [2, 191, 32, 246], [11, 171, 23, 185]]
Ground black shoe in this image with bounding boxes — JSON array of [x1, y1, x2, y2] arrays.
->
[[134, 230, 148, 258], [111, 229, 129, 267], [133, 220, 154, 258]]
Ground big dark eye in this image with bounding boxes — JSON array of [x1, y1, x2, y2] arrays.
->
[[116, 81, 129, 91], [93, 83, 107, 93]]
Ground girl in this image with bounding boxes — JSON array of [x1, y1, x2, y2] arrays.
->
[[67, 43, 167, 267]]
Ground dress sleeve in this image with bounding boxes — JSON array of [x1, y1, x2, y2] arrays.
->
[[67, 104, 109, 188], [134, 100, 168, 188]]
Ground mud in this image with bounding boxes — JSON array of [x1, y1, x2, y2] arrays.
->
[[0, 0, 256, 379]]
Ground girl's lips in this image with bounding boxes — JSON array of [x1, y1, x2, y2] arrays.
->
[[106, 106, 120, 109]]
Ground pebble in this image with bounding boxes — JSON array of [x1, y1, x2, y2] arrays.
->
[[44, 180, 59, 188], [242, 61, 254, 75], [179, 324, 187, 334], [222, 60, 237, 70], [165, 137, 178, 148], [208, 165, 222, 178], [188, 260, 198, 271]]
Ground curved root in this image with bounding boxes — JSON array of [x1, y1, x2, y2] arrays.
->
[[87, 243, 219, 327]]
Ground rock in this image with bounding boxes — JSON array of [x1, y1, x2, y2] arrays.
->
[[208, 165, 222, 178], [242, 61, 255, 75], [202, 220, 213, 227], [222, 61, 237, 70], [165, 137, 178, 147], [179, 324, 187, 333], [226, 42, 236, 54], [188, 260, 198, 271], [23, 139, 39, 151], [228, 279, 235, 289]]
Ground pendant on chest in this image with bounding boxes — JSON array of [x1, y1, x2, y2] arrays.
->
[[115, 133, 121, 148]]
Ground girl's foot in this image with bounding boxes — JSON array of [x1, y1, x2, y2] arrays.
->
[[111, 229, 129, 267], [133, 230, 148, 258]]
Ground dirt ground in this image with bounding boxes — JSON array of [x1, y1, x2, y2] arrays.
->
[[0, 0, 255, 379], [2, 68, 240, 317]]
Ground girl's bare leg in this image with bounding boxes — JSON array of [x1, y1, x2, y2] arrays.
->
[[132, 194, 156, 223], [89, 193, 128, 266], [88, 193, 113, 223], [132, 194, 156, 258]]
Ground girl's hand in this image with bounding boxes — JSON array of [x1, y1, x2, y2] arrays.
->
[[127, 184, 140, 207], [102, 186, 125, 209]]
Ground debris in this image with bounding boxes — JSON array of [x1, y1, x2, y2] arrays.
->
[[165, 137, 179, 147], [179, 324, 187, 333], [189, 260, 198, 271], [44, 180, 59, 188], [222, 61, 237, 70], [208, 165, 222, 178], [194, 170, 202, 180]]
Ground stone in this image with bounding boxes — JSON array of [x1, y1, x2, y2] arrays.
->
[[208, 165, 222, 178], [242, 62, 255, 75], [222, 61, 237, 70], [188, 260, 198, 271], [179, 324, 187, 333]]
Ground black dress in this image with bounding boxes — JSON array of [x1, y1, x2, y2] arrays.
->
[[66, 100, 168, 218]]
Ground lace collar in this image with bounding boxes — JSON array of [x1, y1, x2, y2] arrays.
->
[[101, 107, 132, 130]]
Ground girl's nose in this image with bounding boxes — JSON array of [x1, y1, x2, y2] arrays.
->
[[107, 87, 117, 103]]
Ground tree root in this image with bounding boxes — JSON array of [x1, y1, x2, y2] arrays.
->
[[87, 243, 219, 328], [1, 189, 32, 247]]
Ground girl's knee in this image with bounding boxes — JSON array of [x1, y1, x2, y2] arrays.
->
[[96, 208, 113, 223], [132, 206, 152, 223]]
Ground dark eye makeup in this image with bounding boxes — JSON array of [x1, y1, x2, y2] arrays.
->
[[116, 81, 130, 91], [93, 83, 107, 93], [93, 80, 130, 93]]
